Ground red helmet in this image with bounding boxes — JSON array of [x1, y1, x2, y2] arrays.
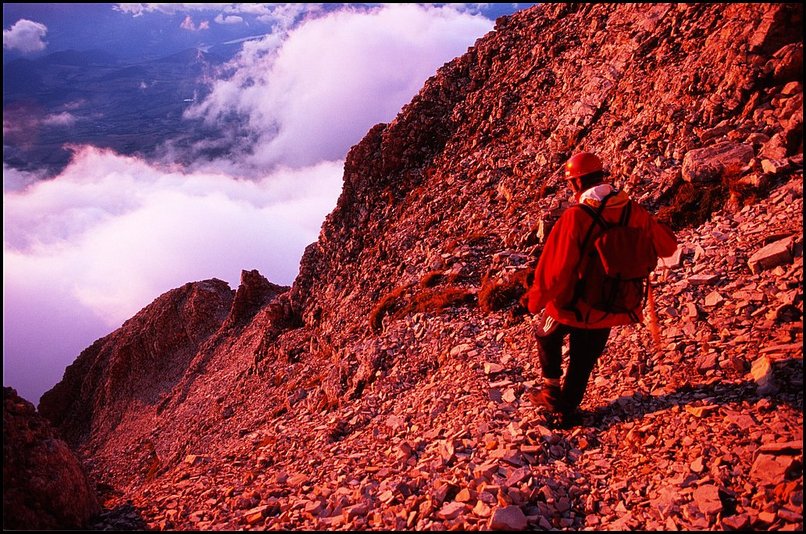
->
[[565, 152, 603, 180]]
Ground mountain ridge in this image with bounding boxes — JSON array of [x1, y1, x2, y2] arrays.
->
[[5, 3, 803, 530]]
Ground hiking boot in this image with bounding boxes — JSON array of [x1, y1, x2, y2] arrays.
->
[[557, 409, 583, 429], [525, 386, 566, 413]]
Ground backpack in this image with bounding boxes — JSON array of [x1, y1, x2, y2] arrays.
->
[[568, 194, 658, 323]]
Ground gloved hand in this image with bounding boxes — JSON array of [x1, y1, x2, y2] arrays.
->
[[523, 288, 541, 314]]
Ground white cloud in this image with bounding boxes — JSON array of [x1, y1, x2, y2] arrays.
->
[[215, 13, 243, 25], [3, 146, 344, 403], [256, 3, 322, 31], [186, 3, 492, 172], [115, 2, 322, 30], [3, 19, 48, 53], [4, 111, 79, 138], [180, 15, 209, 31], [41, 112, 78, 127]]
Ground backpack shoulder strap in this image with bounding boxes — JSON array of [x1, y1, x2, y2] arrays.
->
[[574, 190, 617, 250], [617, 199, 633, 227], [576, 202, 607, 229]]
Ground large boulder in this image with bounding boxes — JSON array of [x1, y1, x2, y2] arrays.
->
[[681, 142, 755, 183], [3, 387, 100, 530]]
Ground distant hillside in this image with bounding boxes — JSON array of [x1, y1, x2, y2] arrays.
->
[[13, 4, 804, 531], [38, 48, 120, 66], [2, 47, 227, 176]]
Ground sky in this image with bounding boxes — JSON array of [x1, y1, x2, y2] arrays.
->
[[3, 3, 534, 405]]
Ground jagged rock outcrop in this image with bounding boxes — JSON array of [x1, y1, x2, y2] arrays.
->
[[223, 269, 288, 330], [34, 3, 802, 531], [3, 387, 100, 530], [40, 278, 235, 445]]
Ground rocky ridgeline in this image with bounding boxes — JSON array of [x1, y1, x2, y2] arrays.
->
[[5, 3, 802, 531]]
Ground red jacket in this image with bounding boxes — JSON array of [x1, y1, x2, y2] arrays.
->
[[525, 188, 677, 329]]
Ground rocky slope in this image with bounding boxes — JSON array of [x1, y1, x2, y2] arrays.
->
[[14, 3, 804, 531]]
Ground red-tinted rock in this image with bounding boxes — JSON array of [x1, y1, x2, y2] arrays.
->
[[3, 387, 100, 529], [13, 4, 803, 533]]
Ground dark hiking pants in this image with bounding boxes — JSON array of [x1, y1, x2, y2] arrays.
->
[[536, 324, 611, 411]]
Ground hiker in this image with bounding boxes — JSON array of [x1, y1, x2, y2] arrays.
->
[[522, 151, 677, 424]]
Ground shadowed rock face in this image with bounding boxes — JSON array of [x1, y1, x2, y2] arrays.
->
[[27, 3, 804, 531], [3, 387, 100, 530]]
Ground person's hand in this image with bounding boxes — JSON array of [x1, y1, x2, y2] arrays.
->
[[524, 288, 541, 314]]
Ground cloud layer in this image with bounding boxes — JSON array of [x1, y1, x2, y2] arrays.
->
[[3, 3, 494, 404], [3, 148, 344, 402]]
